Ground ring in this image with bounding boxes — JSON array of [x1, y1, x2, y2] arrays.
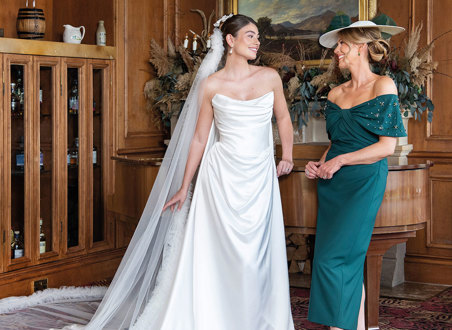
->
[[306, 170, 309, 176], [323, 176, 327, 179]]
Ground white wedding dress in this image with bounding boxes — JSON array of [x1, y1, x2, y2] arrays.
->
[[0, 92, 295, 330], [132, 91, 294, 330]]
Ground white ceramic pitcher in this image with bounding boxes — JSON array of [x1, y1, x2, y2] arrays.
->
[[63, 24, 85, 44]]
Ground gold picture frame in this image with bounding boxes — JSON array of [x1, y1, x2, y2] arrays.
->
[[221, 0, 377, 66]]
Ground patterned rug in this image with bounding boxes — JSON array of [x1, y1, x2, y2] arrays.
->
[[290, 287, 452, 330]]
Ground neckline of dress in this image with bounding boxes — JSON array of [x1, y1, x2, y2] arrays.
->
[[327, 93, 396, 111], [213, 91, 274, 103]]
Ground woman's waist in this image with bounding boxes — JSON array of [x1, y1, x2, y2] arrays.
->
[[327, 142, 375, 158], [212, 141, 273, 160]]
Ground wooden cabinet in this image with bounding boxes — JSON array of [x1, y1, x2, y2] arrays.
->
[[0, 40, 117, 297]]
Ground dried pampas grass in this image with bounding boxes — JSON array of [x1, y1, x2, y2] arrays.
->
[[149, 39, 172, 77]]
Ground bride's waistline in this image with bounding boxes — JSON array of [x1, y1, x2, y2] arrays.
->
[[210, 142, 274, 161]]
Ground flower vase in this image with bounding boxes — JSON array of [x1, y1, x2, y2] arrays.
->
[[387, 109, 413, 165]]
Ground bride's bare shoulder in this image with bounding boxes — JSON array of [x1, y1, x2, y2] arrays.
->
[[203, 73, 224, 99]]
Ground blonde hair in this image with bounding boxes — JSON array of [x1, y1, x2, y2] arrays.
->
[[338, 27, 390, 63]]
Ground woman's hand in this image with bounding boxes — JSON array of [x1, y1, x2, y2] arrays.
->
[[277, 159, 294, 177], [317, 156, 344, 180], [163, 188, 188, 212], [305, 161, 322, 179]]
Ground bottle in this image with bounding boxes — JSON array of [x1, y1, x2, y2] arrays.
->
[[16, 136, 25, 170], [70, 137, 79, 166], [67, 147, 71, 165], [93, 145, 98, 165], [10, 82, 18, 115], [96, 20, 106, 46], [69, 79, 79, 115], [16, 67, 24, 115], [12, 231, 24, 259], [40, 149, 44, 170], [39, 218, 46, 254], [183, 34, 189, 48]]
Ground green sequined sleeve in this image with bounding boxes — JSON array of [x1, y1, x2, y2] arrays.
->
[[355, 94, 407, 137]]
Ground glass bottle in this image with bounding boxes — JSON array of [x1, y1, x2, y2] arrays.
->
[[70, 137, 79, 166], [67, 147, 71, 165], [39, 218, 46, 254], [12, 231, 24, 259], [16, 67, 24, 115], [16, 136, 25, 170], [40, 149, 44, 170], [69, 79, 79, 115], [10, 82, 18, 115], [96, 20, 106, 46], [93, 144, 98, 165]]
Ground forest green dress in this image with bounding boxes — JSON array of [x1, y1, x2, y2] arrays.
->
[[308, 94, 406, 330]]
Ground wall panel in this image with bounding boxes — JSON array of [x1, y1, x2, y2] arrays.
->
[[378, 0, 452, 285]]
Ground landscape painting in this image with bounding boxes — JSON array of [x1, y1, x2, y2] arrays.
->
[[237, 0, 360, 62]]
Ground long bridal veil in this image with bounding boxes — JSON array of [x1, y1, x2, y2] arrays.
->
[[79, 28, 225, 329]]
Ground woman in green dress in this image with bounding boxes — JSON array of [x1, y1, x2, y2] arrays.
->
[[305, 21, 406, 330]]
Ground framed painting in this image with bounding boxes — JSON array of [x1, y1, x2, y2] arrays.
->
[[224, 0, 377, 65]]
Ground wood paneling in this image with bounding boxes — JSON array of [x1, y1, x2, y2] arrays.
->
[[430, 179, 452, 247], [52, 0, 114, 46], [378, 0, 452, 285], [0, 249, 124, 299], [115, 0, 217, 154], [377, 0, 411, 48]]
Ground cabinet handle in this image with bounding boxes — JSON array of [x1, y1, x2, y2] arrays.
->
[[2, 230, 5, 244]]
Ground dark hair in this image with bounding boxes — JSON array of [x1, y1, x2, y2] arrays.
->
[[220, 14, 257, 54]]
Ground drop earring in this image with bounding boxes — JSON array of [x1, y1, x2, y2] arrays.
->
[[229, 47, 233, 54]]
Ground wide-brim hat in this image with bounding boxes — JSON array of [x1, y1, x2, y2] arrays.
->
[[319, 20, 405, 48]]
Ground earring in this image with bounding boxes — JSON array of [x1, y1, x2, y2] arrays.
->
[[229, 47, 233, 54]]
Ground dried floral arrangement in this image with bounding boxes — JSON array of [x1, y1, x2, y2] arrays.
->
[[145, 12, 446, 131], [144, 9, 215, 128], [374, 23, 448, 121]]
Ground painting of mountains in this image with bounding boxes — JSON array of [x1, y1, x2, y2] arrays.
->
[[238, 0, 359, 61]]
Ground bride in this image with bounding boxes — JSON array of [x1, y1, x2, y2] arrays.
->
[[59, 14, 295, 330]]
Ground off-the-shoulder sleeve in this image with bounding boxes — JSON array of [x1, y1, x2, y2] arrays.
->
[[354, 94, 407, 137]]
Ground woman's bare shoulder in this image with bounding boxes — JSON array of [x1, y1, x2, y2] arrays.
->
[[373, 75, 397, 96], [327, 82, 349, 103]]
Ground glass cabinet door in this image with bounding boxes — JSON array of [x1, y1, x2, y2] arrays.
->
[[63, 59, 86, 254], [89, 61, 112, 250], [5, 54, 33, 270], [35, 57, 61, 261]]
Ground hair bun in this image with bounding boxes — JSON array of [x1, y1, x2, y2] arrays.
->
[[368, 38, 390, 62]]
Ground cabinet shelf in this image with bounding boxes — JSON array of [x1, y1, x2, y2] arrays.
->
[[0, 38, 116, 59], [12, 169, 50, 175]]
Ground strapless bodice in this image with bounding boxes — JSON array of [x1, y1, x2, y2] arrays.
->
[[211, 91, 274, 156]]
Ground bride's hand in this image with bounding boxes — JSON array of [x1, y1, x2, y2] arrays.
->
[[163, 188, 188, 212], [277, 159, 294, 177]]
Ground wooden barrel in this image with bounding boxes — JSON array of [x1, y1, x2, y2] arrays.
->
[[16, 8, 46, 39]]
